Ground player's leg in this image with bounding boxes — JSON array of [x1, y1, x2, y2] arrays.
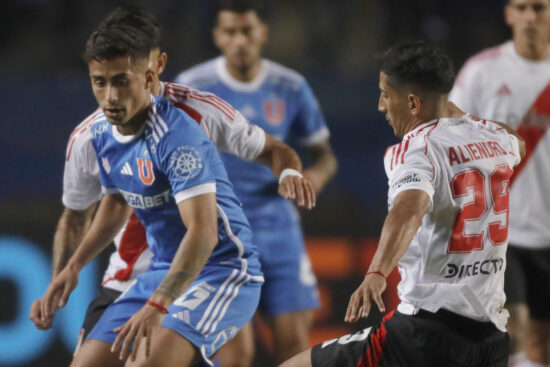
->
[[255, 225, 320, 363], [124, 328, 202, 367], [271, 309, 315, 362], [279, 348, 312, 367], [74, 286, 122, 355], [504, 246, 529, 366], [71, 339, 122, 367], [523, 248, 550, 366], [214, 321, 255, 367]]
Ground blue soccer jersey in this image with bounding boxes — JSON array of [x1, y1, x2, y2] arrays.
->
[[91, 95, 261, 277], [175, 57, 330, 228]]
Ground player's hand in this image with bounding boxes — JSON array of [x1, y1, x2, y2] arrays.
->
[[29, 298, 54, 330], [41, 266, 79, 321], [112, 303, 165, 361], [278, 174, 316, 210], [345, 273, 386, 323]]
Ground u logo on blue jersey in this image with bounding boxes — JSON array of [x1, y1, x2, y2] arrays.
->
[[263, 99, 285, 125], [137, 158, 155, 185]]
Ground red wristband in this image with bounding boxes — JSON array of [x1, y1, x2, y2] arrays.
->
[[146, 300, 169, 314], [366, 271, 386, 279]]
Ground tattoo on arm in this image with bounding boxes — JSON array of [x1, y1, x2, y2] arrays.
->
[[153, 271, 196, 301]]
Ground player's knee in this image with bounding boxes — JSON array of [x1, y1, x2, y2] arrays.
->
[[278, 349, 312, 367]]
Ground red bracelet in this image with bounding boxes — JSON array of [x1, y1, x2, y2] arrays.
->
[[146, 300, 169, 314], [366, 271, 386, 279]]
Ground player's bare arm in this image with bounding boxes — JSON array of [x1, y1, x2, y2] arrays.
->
[[29, 204, 97, 330], [111, 193, 219, 361], [256, 134, 317, 209], [345, 189, 430, 323], [303, 140, 338, 194], [40, 194, 132, 320]]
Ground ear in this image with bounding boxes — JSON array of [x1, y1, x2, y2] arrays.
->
[[157, 52, 168, 75], [408, 93, 422, 116], [504, 4, 512, 26], [145, 69, 155, 89], [260, 22, 269, 43], [213, 26, 222, 50]]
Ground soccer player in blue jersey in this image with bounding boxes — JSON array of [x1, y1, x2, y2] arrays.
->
[[39, 20, 264, 367], [175, 0, 338, 364]]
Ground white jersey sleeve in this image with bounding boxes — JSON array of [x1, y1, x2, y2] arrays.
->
[[62, 110, 104, 210], [384, 134, 437, 210], [162, 82, 266, 161]]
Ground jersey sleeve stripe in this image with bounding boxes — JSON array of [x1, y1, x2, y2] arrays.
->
[[390, 145, 397, 171], [190, 95, 236, 121], [173, 182, 216, 203], [172, 102, 203, 125], [169, 83, 238, 116], [66, 111, 103, 161], [401, 139, 410, 164], [394, 142, 403, 168], [166, 85, 237, 121]]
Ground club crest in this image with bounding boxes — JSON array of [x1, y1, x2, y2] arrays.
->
[[137, 158, 155, 185], [263, 98, 285, 125], [169, 146, 203, 179]]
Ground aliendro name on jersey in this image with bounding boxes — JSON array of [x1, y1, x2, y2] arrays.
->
[[118, 188, 171, 209]]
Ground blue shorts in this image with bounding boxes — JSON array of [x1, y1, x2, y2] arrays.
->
[[87, 265, 262, 365], [253, 224, 320, 317]]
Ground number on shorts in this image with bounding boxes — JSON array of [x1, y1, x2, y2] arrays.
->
[[448, 164, 513, 253]]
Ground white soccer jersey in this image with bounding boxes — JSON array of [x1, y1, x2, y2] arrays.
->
[[62, 82, 266, 291], [449, 41, 550, 248], [384, 115, 521, 331]]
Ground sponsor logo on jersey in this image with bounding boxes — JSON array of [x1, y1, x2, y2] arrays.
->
[[391, 173, 421, 191], [137, 158, 155, 185], [101, 157, 111, 174], [263, 98, 285, 125], [93, 122, 109, 138], [121, 162, 133, 176], [118, 188, 171, 209], [444, 257, 504, 279], [169, 146, 203, 179], [495, 84, 511, 96]]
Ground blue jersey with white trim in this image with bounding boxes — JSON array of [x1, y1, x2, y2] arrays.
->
[[91, 96, 261, 275], [175, 57, 330, 228]]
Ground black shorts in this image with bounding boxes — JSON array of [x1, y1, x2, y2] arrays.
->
[[311, 309, 509, 367], [74, 286, 121, 353], [504, 245, 550, 319]]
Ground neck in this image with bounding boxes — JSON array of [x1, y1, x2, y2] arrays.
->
[[225, 58, 262, 82], [116, 106, 149, 136], [513, 37, 548, 61], [403, 98, 448, 136]]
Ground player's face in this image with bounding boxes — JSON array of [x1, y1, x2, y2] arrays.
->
[[89, 56, 153, 129], [378, 72, 411, 138], [506, 0, 550, 45], [214, 10, 268, 72]]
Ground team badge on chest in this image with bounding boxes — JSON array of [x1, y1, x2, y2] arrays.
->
[[101, 157, 111, 174], [137, 158, 155, 185], [170, 146, 203, 179], [263, 98, 285, 125]]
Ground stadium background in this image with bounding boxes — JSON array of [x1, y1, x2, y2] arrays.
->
[[0, 0, 510, 365]]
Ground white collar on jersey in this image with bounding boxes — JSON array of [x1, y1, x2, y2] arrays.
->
[[506, 40, 550, 67], [216, 56, 268, 92], [112, 117, 147, 143]]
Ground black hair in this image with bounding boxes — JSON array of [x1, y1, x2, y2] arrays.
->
[[378, 41, 455, 94], [83, 7, 160, 64], [100, 7, 161, 49], [216, 0, 265, 20]]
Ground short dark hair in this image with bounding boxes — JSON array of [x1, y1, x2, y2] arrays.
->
[[217, 0, 265, 20], [100, 7, 161, 49], [83, 7, 160, 64], [378, 42, 455, 94]]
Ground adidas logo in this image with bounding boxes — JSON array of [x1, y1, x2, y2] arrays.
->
[[495, 84, 511, 96], [121, 162, 133, 176], [172, 310, 190, 323]]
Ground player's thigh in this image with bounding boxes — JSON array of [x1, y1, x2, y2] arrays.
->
[[279, 348, 313, 367], [525, 319, 550, 363], [125, 327, 201, 367], [71, 339, 122, 367], [256, 226, 320, 317], [215, 322, 255, 367], [271, 309, 315, 355]]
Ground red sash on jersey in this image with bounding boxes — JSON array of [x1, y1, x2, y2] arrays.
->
[[512, 83, 550, 185]]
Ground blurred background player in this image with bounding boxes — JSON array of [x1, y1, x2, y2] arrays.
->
[[176, 1, 338, 364], [282, 41, 525, 367], [449, 1, 550, 365], [29, 6, 316, 355]]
